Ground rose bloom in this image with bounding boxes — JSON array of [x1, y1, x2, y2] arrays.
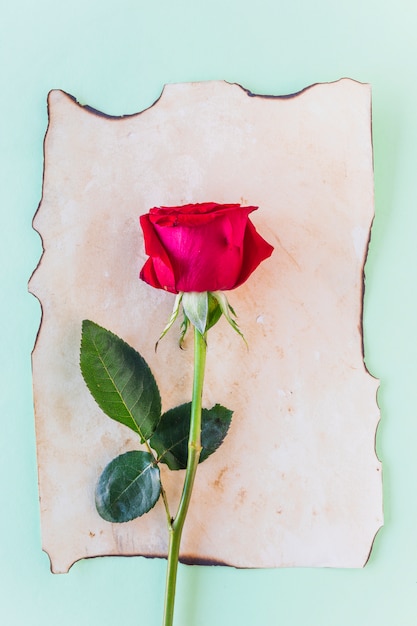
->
[[139, 202, 274, 294]]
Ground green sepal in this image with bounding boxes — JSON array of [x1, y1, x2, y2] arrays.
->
[[95, 451, 161, 523], [179, 310, 190, 348], [155, 292, 183, 350], [210, 291, 247, 345], [206, 292, 222, 331], [179, 292, 222, 346], [80, 320, 161, 442], [182, 292, 208, 336], [150, 403, 233, 470]]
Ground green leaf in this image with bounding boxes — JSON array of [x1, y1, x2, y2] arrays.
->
[[95, 451, 161, 523], [80, 320, 161, 441], [150, 403, 233, 470], [200, 404, 233, 462]]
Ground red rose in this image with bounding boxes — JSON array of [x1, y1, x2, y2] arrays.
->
[[139, 202, 273, 293]]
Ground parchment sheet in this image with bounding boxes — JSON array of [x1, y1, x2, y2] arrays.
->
[[29, 79, 382, 573]]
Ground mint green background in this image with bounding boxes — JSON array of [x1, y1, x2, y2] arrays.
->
[[1, 0, 416, 624]]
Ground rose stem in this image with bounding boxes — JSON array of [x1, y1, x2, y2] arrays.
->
[[162, 326, 207, 626]]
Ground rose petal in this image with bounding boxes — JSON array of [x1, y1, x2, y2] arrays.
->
[[234, 219, 274, 288], [139, 214, 177, 292], [154, 208, 249, 291], [139, 203, 273, 293]]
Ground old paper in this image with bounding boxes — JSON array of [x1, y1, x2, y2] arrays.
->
[[29, 79, 382, 573]]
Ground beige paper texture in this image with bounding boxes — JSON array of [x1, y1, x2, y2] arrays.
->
[[30, 79, 382, 573]]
